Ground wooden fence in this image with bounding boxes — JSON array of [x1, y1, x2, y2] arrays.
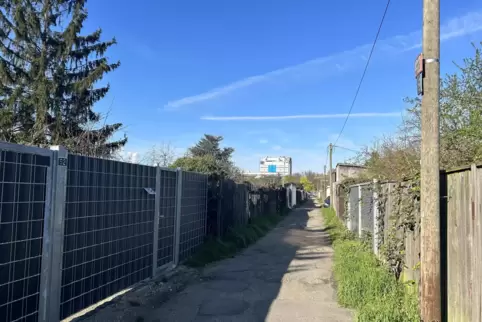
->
[[338, 164, 482, 322], [445, 165, 481, 322]]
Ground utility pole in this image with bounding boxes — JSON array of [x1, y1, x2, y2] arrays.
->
[[323, 165, 327, 199], [328, 144, 333, 208], [420, 0, 441, 320]]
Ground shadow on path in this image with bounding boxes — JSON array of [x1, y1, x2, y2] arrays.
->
[[140, 200, 352, 322]]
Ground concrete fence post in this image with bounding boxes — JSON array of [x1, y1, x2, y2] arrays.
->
[[333, 183, 337, 214], [358, 185, 362, 238], [291, 185, 295, 207], [373, 179, 379, 256], [152, 167, 161, 276], [173, 168, 183, 266], [39, 146, 68, 322], [346, 188, 352, 231]]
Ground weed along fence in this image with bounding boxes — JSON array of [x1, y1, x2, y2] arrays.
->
[[338, 164, 482, 322], [0, 141, 303, 322]]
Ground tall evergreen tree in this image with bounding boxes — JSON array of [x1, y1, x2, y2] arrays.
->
[[0, 0, 126, 157], [189, 135, 234, 162], [171, 134, 240, 180]]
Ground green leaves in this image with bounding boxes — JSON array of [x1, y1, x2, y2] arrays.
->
[[171, 135, 240, 180], [0, 0, 124, 157], [299, 176, 315, 192], [359, 41, 482, 181], [405, 41, 482, 169]]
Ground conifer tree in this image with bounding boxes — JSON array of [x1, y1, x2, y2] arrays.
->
[[0, 0, 126, 157]]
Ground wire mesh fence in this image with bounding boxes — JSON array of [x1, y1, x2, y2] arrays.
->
[[60, 155, 156, 319], [179, 171, 208, 262], [0, 141, 299, 322], [0, 145, 51, 322], [218, 180, 249, 236], [156, 169, 177, 268]]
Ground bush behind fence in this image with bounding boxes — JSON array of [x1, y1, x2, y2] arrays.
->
[[0, 142, 300, 322]]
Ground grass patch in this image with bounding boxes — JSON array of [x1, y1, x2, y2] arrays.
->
[[322, 207, 419, 322], [185, 211, 287, 267]]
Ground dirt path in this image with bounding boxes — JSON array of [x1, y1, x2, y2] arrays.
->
[[138, 201, 352, 322]]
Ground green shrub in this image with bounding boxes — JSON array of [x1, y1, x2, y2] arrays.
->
[[322, 206, 355, 242], [322, 207, 419, 322]]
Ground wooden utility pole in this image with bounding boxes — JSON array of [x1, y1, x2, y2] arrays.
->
[[328, 144, 333, 208], [323, 165, 327, 199], [420, 0, 441, 320]]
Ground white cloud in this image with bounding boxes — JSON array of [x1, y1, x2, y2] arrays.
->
[[126, 152, 139, 163], [164, 11, 482, 110], [259, 139, 268, 144], [201, 112, 402, 121]]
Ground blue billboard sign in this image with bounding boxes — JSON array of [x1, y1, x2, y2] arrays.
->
[[268, 165, 277, 173]]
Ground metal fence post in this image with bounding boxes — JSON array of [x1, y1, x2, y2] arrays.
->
[[204, 175, 208, 236], [373, 179, 379, 255], [358, 185, 362, 238], [293, 185, 297, 207], [173, 168, 183, 265], [152, 167, 161, 276], [39, 146, 68, 322], [217, 181, 223, 238]]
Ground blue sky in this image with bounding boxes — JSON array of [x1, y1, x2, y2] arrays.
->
[[84, 0, 482, 173]]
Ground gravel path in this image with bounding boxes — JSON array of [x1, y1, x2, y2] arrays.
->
[[141, 200, 353, 322]]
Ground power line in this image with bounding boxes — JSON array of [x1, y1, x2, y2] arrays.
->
[[333, 145, 361, 154], [333, 0, 392, 146]]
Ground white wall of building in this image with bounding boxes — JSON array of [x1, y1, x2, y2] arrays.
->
[[259, 156, 292, 176]]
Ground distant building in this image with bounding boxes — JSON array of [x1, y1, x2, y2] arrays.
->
[[259, 156, 292, 176], [335, 163, 366, 182], [327, 163, 366, 196], [328, 163, 367, 215]]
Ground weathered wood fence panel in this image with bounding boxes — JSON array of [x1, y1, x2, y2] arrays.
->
[[474, 166, 482, 322], [446, 166, 482, 322], [403, 227, 420, 284]]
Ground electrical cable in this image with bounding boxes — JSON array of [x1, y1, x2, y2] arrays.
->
[[332, 0, 392, 146], [333, 145, 361, 154]]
